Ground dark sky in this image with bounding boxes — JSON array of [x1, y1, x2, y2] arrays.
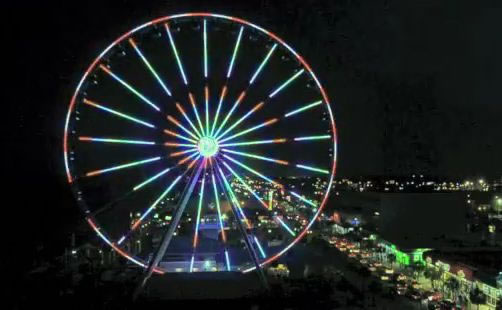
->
[[3, 0, 502, 275]]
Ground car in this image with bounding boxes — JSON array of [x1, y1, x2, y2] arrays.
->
[[396, 286, 407, 295], [382, 289, 397, 300], [396, 281, 407, 289], [438, 300, 458, 309], [427, 302, 441, 310], [424, 291, 442, 302], [405, 289, 422, 300], [409, 280, 421, 289]]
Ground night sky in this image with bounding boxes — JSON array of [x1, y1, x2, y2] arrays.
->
[[4, 0, 502, 277]]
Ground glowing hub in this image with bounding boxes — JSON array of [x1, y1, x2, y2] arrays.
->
[[198, 136, 219, 157]]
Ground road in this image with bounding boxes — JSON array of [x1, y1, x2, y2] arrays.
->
[[284, 243, 423, 309]]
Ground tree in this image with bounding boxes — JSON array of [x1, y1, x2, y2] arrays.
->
[[409, 262, 425, 280], [368, 281, 382, 306], [445, 277, 460, 301], [387, 253, 396, 269], [424, 268, 441, 289], [470, 287, 487, 310], [496, 296, 502, 310], [357, 267, 371, 292], [375, 246, 385, 262]]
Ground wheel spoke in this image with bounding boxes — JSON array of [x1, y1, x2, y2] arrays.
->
[[188, 93, 206, 135], [213, 90, 246, 137], [219, 138, 286, 148], [165, 23, 188, 85], [268, 69, 304, 98], [284, 100, 323, 118], [186, 154, 201, 169], [249, 44, 277, 85], [164, 142, 196, 148], [210, 166, 227, 242], [167, 115, 200, 140], [221, 154, 281, 187], [87, 218, 152, 269], [218, 118, 278, 144], [129, 38, 172, 97], [178, 152, 200, 165], [295, 164, 330, 175], [253, 236, 267, 259], [221, 148, 288, 165], [139, 159, 205, 286], [205, 86, 210, 136], [203, 19, 208, 79], [175, 103, 202, 138], [86, 156, 161, 177], [214, 159, 267, 278], [79, 136, 155, 145], [118, 174, 183, 244], [294, 135, 331, 141], [275, 216, 296, 237], [220, 160, 296, 237], [210, 85, 227, 136], [226, 26, 244, 78], [164, 129, 198, 144], [290, 191, 317, 207], [215, 161, 250, 228], [169, 148, 198, 158], [83, 99, 155, 128], [215, 101, 264, 141], [133, 167, 171, 191], [99, 64, 160, 111], [190, 161, 207, 272]]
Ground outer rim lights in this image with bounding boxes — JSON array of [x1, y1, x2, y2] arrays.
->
[[197, 136, 219, 158]]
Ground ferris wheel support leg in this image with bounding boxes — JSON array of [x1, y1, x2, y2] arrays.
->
[[133, 161, 205, 300], [214, 161, 269, 290]]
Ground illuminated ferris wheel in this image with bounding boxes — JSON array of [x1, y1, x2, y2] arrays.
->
[[64, 13, 337, 279]]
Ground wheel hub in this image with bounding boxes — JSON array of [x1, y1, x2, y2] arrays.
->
[[197, 136, 219, 158]]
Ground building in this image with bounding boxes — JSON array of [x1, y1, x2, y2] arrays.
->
[[424, 251, 502, 309]]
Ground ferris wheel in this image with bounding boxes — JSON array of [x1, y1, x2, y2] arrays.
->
[[63, 13, 337, 279]]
